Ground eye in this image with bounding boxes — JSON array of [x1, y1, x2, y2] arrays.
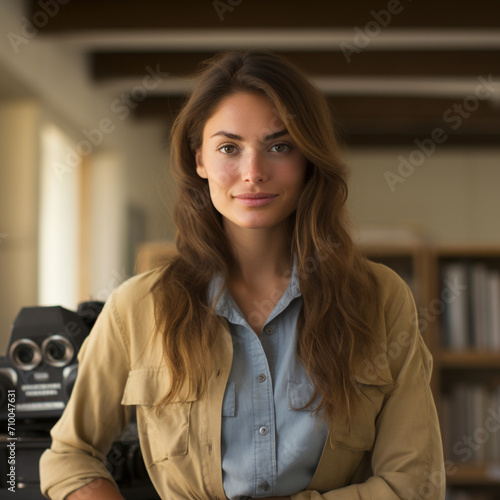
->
[[270, 143, 291, 153], [218, 144, 237, 155]]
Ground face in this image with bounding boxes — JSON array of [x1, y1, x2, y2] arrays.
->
[[195, 92, 307, 234]]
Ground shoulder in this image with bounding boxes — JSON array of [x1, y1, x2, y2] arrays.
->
[[100, 268, 167, 365], [360, 261, 424, 383], [103, 267, 166, 332], [365, 260, 419, 345], [366, 260, 408, 295], [366, 260, 414, 311], [110, 267, 164, 308]]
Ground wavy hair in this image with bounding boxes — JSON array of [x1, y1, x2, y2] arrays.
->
[[151, 51, 380, 424]]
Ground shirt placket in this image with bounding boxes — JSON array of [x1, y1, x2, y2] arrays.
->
[[245, 327, 277, 497]]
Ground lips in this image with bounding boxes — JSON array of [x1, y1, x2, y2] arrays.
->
[[233, 193, 278, 207]]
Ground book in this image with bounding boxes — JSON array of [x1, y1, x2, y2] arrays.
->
[[442, 262, 470, 349]]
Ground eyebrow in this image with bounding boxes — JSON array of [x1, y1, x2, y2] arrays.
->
[[210, 129, 289, 141]]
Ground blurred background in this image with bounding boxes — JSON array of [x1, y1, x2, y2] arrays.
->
[[0, 0, 499, 497], [1, 0, 499, 347]]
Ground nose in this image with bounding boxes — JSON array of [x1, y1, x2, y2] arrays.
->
[[242, 150, 269, 183]]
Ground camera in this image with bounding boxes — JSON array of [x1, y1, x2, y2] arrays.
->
[[0, 303, 99, 423], [0, 302, 160, 499]]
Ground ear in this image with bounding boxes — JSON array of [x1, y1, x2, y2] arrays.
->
[[195, 150, 207, 179]]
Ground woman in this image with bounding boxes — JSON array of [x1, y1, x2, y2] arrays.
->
[[40, 51, 445, 499]]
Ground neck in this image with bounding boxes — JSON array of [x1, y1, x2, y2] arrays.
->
[[224, 222, 293, 288]]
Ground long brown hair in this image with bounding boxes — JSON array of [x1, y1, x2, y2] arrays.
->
[[152, 51, 380, 424]]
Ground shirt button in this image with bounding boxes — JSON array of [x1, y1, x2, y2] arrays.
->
[[264, 325, 274, 335], [259, 426, 269, 435], [259, 481, 271, 492], [257, 373, 266, 383]]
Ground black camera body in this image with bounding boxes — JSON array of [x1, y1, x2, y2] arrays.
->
[[0, 302, 160, 498], [0, 304, 96, 423]]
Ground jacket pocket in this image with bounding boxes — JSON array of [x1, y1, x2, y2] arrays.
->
[[330, 375, 390, 452], [121, 367, 197, 464]]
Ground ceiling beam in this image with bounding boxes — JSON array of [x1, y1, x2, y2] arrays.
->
[[28, 0, 500, 32], [133, 95, 500, 146], [91, 50, 500, 81], [43, 30, 500, 51]]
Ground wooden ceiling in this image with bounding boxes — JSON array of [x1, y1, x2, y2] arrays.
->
[[29, 0, 500, 146]]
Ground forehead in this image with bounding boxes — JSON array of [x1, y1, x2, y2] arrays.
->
[[203, 92, 285, 137]]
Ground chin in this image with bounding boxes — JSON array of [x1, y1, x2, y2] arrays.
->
[[237, 219, 286, 230]]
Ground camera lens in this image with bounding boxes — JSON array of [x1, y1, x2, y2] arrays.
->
[[42, 335, 74, 367], [9, 339, 42, 371]]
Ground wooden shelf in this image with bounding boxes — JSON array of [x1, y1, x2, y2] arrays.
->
[[440, 351, 500, 369], [434, 243, 500, 258], [447, 462, 500, 485]]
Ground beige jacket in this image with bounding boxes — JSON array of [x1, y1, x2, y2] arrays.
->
[[40, 262, 445, 499]]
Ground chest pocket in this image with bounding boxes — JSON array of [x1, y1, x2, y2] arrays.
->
[[287, 380, 321, 411], [330, 372, 392, 453], [121, 367, 198, 465]]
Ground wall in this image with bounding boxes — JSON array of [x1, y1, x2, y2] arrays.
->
[[82, 119, 174, 303], [0, 100, 40, 353], [0, 1, 176, 327], [348, 147, 500, 243]]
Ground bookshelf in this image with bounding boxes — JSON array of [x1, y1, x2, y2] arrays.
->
[[340, 241, 500, 498], [359, 239, 440, 395], [433, 244, 500, 500]]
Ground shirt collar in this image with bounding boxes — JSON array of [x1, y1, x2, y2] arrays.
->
[[209, 258, 302, 327]]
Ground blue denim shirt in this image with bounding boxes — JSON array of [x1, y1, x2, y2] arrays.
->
[[212, 265, 329, 499]]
